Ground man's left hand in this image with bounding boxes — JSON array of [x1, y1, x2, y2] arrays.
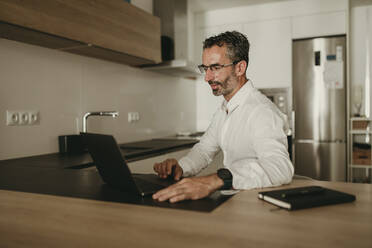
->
[[152, 174, 224, 203]]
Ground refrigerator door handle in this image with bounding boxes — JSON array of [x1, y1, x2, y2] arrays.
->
[[296, 139, 346, 144], [291, 110, 295, 139]]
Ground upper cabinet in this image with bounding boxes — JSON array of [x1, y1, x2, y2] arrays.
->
[[0, 0, 161, 66], [292, 11, 346, 39]]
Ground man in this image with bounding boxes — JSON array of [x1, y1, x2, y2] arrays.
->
[[153, 31, 294, 203]]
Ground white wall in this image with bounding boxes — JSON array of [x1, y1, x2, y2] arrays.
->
[[0, 39, 196, 160], [131, 0, 153, 14], [193, 0, 348, 131], [350, 4, 372, 118]]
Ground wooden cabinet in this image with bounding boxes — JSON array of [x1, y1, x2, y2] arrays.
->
[[0, 0, 161, 66]]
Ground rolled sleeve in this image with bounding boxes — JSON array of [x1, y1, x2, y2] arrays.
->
[[179, 112, 221, 177]]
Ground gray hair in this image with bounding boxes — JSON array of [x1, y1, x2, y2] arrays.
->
[[203, 31, 250, 66]]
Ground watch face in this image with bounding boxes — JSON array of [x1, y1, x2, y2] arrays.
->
[[218, 168, 232, 180]]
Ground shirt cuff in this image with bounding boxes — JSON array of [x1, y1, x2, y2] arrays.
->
[[178, 156, 195, 177]]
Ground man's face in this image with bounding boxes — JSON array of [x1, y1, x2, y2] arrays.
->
[[202, 45, 239, 101]]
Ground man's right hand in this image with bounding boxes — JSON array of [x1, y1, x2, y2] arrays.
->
[[153, 158, 183, 181]]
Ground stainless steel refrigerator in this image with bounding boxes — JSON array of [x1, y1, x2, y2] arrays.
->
[[293, 36, 346, 181]]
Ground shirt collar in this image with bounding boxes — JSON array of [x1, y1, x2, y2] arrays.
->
[[221, 80, 253, 114]]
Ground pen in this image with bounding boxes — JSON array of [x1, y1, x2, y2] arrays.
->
[[281, 187, 325, 198]]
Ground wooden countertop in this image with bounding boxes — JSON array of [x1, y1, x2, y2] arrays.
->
[[0, 179, 371, 248]]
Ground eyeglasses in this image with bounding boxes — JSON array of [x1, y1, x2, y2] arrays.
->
[[197, 61, 239, 74]]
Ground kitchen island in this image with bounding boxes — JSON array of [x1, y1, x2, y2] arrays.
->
[[0, 179, 371, 248]]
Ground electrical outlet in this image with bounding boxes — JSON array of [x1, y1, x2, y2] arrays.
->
[[134, 112, 140, 121], [28, 111, 40, 125], [6, 111, 19, 126], [128, 112, 140, 123], [19, 111, 29, 125], [6, 110, 40, 126]]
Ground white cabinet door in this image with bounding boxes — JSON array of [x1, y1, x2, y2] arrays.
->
[[243, 18, 291, 89], [292, 11, 346, 39]]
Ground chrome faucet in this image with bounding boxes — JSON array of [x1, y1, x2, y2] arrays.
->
[[82, 111, 119, 133]]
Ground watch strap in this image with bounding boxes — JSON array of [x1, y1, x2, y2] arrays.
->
[[217, 168, 233, 190]]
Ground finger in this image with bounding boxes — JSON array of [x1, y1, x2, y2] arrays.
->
[[154, 163, 166, 178], [174, 166, 183, 181], [153, 184, 178, 199], [160, 162, 168, 178], [153, 188, 172, 201], [154, 162, 165, 174], [166, 162, 172, 176], [168, 184, 192, 203], [153, 184, 184, 201], [153, 184, 173, 199], [158, 187, 184, 202], [153, 163, 160, 173], [166, 159, 175, 176], [169, 194, 187, 203]]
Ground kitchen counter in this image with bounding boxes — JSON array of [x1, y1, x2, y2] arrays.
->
[[0, 137, 225, 212], [1, 137, 371, 247], [0, 179, 371, 248], [0, 138, 198, 169], [0, 165, 230, 212]]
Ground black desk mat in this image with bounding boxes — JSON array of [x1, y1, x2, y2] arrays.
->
[[0, 166, 232, 212]]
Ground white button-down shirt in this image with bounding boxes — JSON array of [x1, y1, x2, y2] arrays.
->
[[179, 80, 294, 189]]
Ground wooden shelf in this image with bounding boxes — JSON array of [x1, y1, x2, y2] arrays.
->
[[0, 0, 161, 66], [349, 164, 372, 169], [349, 130, 372, 134], [350, 117, 372, 121]]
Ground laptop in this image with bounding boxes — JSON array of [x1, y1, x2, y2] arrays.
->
[[81, 132, 175, 196]]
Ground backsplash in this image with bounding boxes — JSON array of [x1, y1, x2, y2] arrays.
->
[[0, 39, 196, 160]]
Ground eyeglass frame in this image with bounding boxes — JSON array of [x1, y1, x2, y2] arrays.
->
[[197, 61, 240, 74]]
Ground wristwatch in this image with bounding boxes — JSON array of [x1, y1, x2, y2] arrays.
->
[[217, 168, 233, 190]]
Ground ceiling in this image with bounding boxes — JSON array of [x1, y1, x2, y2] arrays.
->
[[188, 0, 298, 12]]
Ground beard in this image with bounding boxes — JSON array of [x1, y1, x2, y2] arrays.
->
[[208, 74, 235, 97]]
